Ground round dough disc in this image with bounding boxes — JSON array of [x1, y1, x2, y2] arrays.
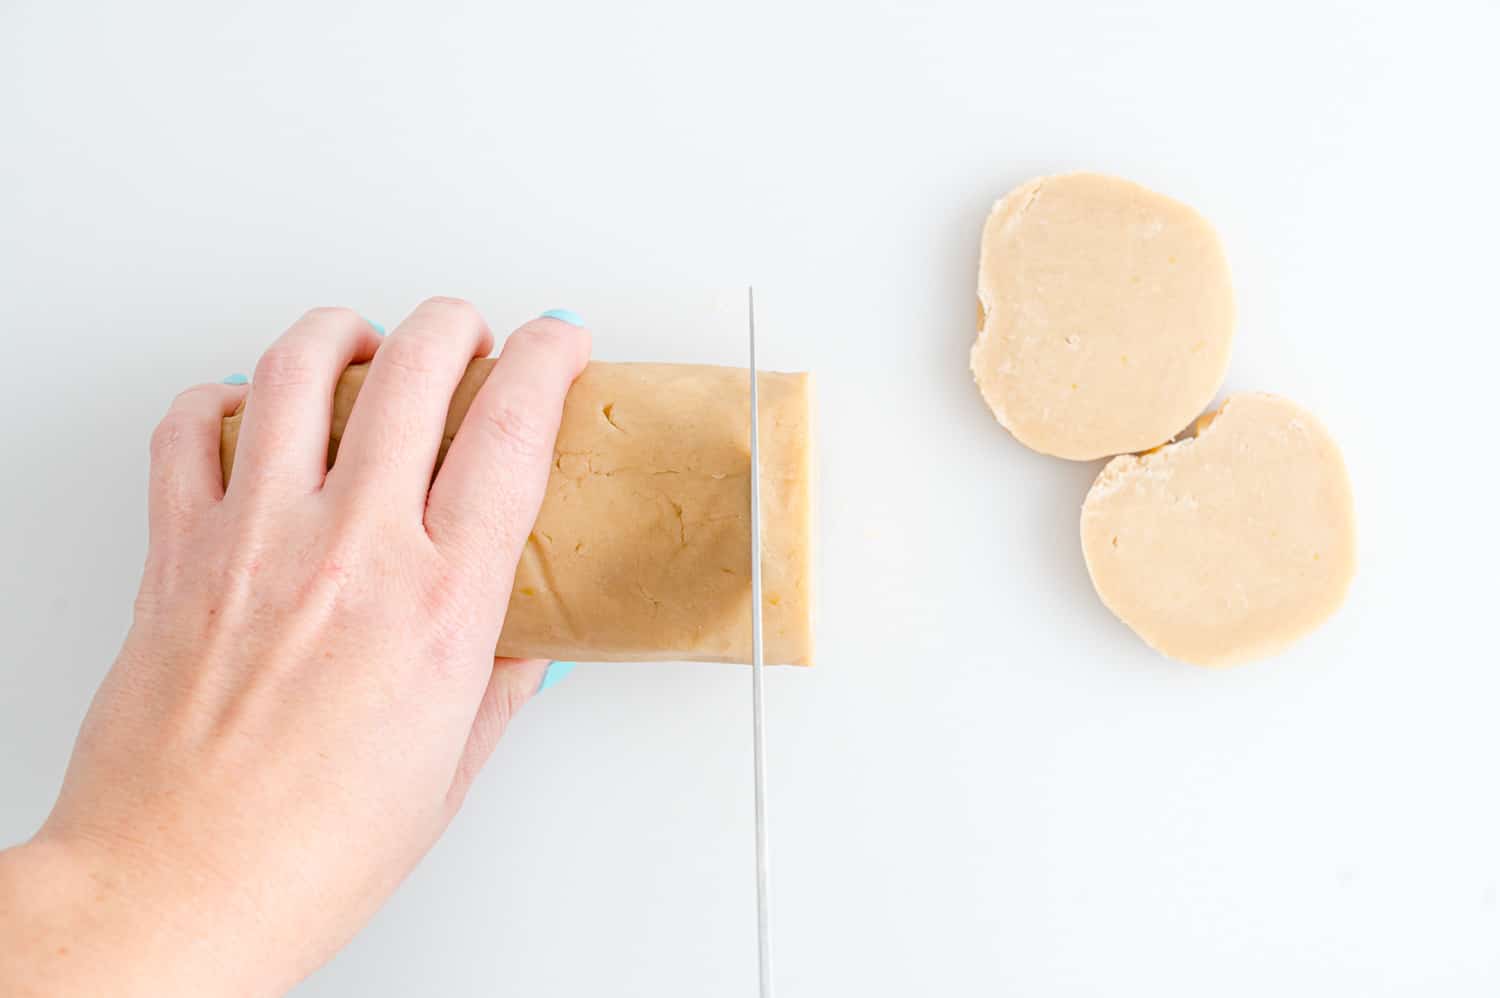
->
[[1080, 393, 1356, 666], [971, 173, 1235, 461]]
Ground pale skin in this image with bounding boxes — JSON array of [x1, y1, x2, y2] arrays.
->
[[0, 298, 591, 996]]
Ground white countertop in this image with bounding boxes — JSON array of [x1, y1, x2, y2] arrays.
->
[[2, 0, 1496, 994]]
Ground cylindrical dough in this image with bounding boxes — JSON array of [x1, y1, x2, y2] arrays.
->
[[1080, 393, 1355, 666], [221, 361, 815, 666], [971, 172, 1235, 461]]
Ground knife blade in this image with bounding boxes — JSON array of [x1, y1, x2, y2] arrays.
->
[[747, 286, 773, 998]]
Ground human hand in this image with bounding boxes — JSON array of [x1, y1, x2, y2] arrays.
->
[[0, 299, 590, 996]]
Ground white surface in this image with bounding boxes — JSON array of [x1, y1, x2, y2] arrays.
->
[[2, 1, 1497, 994]]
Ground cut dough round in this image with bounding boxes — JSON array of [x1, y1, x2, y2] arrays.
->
[[1080, 393, 1356, 666], [972, 173, 1235, 461]]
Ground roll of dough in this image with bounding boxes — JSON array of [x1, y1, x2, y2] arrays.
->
[[221, 360, 815, 666], [1080, 393, 1355, 666]]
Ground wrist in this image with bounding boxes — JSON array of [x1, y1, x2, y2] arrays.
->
[[0, 833, 281, 997]]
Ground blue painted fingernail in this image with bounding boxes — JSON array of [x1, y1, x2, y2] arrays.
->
[[221, 373, 249, 385], [539, 308, 585, 327], [537, 660, 577, 693], [363, 317, 386, 335]]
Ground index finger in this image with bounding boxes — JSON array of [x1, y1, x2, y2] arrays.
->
[[424, 314, 591, 591]]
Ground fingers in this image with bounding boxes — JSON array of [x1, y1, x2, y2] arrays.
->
[[425, 315, 590, 588], [328, 297, 494, 512], [230, 308, 383, 498], [148, 382, 250, 540], [446, 657, 549, 808]]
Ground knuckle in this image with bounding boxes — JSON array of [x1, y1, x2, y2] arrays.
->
[[320, 506, 381, 561], [508, 326, 556, 356], [253, 343, 320, 391], [431, 498, 524, 566], [419, 569, 485, 665], [412, 297, 489, 339], [301, 553, 356, 604], [170, 383, 216, 406], [150, 410, 194, 461], [476, 401, 551, 461], [431, 497, 538, 598], [376, 333, 444, 379], [505, 325, 588, 377], [420, 566, 467, 618], [420, 295, 482, 321], [285, 524, 374, 614], [317, 527, 364, 579]]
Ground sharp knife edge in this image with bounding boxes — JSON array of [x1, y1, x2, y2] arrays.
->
[[747, 286, 773, 998]]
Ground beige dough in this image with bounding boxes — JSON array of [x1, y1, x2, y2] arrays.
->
[[1080, 393, 1355, 666], [971, 172, 1235, 461], [221, 360, 815, 666]]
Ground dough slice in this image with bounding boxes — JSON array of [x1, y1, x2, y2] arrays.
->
[[1080, 393, 1355, 666], [972, 172, 1235, 460]]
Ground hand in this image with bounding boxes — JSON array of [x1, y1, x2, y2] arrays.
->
[[0, 299, 590, 996]]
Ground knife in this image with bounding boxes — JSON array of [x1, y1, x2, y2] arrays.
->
[[747, 287, 773, 998]]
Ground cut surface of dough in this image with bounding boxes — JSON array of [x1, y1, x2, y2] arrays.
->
[[972, 172, 1235, 461], [221, 360, 815, 666], [1080, 393, 1355, 666]]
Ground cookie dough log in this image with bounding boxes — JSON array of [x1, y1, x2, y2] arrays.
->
[[1080, 393, 1355, 666], [972, 172, 1235, 461], [221, 361, 815, 666]]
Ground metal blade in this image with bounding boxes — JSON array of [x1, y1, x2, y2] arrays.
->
[[747, 286, 773, 998]]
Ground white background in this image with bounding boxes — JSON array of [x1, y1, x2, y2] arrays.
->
[[2, 1, 1497, 995]]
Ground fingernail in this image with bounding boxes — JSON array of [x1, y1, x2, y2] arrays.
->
[[363, 316, 386, 335], [539, 308, 585, 327], [221, 373, 249, 385], [537, 660, 577, 693]]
